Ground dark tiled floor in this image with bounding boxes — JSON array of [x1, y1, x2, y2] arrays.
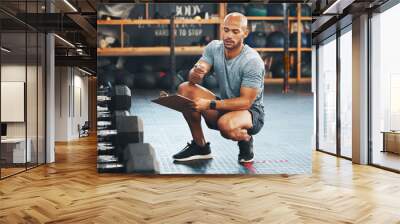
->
[[131, 84, 314, 174]]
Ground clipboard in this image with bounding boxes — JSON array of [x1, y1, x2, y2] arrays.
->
[[151, 94, 194, 112]]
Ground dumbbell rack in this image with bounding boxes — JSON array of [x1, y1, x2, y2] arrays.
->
[[97, 83, 159, 174], [97, 84, 126, 173]]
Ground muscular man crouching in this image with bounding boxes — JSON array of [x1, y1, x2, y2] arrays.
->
[[173, 12, 265, 163]]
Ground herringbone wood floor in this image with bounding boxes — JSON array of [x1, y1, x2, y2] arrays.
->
[[1, 136, 400, 224]]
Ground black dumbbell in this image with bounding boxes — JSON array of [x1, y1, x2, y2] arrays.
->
[[97, 94, 111, 104], [97, 141, 125, 157], [113, 110, 130, 116], [115, 115, 143, 144], [111, 85, 131, 111], [97, 105, 110, 112], [97, 155, 119, 163], [112, 110, 130, 124], [123, 143, 160, 174], [97, 111, 112, 122], [97, 120, 112, 130], [97, 142, 117, 155], [97, 84, 112, 96], [97, 96, 111, 109], [97, 115, 144, 146]]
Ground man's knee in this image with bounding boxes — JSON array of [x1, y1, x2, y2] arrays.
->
[[218, 118, 248, 141], [218, 119, 235, 139], [178, 81, 200, 99], [177, 81, 190, 95], [178, 81, 216, 103]]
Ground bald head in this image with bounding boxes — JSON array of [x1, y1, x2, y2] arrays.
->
[[222, 12, 249, 50], [224, 12, 248, 31]]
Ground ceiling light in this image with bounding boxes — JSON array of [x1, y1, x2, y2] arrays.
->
[[54, 34, 75, 48], [63, 0, 78, 12], [323, 0, 354, 15], [78, 67, 92, 76], [1, 47, 11, 53]]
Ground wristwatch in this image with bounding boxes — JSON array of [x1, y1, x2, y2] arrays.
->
[[209, 100, 217, 110]]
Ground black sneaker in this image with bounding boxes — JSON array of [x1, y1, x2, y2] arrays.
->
[[238, 136, 254, 163], [173, 141, 212, 161]]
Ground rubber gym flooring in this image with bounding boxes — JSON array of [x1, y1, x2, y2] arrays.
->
[[131, 84, 314, 174]]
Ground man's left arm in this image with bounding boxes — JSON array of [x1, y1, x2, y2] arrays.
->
[[216, 87, 258, 110], [192, 87, 258, 112], [192, 59, 264, 112]]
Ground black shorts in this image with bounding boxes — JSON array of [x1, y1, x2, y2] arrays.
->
[[214, 97, 265, 135], [247, 104, 265, 135]]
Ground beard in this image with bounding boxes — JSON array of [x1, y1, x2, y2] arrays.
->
[[223, 39, 241, 50]]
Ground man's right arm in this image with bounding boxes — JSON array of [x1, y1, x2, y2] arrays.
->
[[188, 60, 212, 85], [188, 40, 215, 85]]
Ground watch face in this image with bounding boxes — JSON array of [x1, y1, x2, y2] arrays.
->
[[210, 100, 216, 109]]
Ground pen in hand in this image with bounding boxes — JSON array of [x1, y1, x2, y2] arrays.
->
[[189, 63, 206, 85]]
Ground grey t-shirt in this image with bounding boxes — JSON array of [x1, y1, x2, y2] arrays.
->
[[200, 40, 265, 108]]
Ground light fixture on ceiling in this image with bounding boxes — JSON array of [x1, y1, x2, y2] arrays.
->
[[322, 0, 354, 15], [78, 67, 93, 76], [323, 0, 341, 14], [1, 47, 11, 53], [54, 34, 75, 48], [63, 0, 78, 12]]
